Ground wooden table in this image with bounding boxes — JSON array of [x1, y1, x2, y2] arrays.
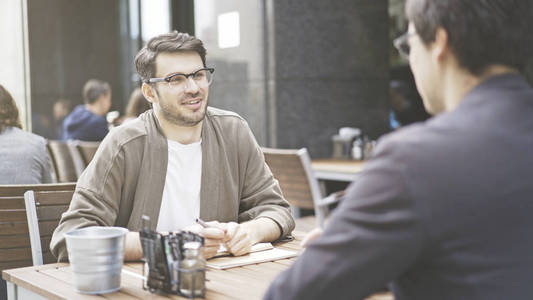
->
[[311, 159, 365, 182], [2, 217, 391, 300]]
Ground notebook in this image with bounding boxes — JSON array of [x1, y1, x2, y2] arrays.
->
[[207, 247, 298, 270], [214, 242, 274, 258]]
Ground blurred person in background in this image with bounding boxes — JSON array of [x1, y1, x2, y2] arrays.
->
[[265, 0, 533, 299], [389, 65, 430, 129], [0, 84, 53, 184], [62, 79, 111, 141], [52, 98, 72, 139], [117, 87, 151, 125], [0, 85, 54, 300]]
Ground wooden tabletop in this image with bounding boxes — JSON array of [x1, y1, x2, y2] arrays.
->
[[311, 159, 365, 182], [2, 216, 392, 300]]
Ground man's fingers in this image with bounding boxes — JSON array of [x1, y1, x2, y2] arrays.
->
[[200, 227, 226, 239], [300, 227, 323, 248], [205, 221, 227, 231], [224, 222, 238, 241], [183, 224, 203, 233], [203, 237, 223, 247], [227, 237, 251, 256], [204, 246, 219, 259], [226, 228, 246, 249]]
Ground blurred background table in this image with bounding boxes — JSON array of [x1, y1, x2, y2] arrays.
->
[[311, 159, 365, 182]]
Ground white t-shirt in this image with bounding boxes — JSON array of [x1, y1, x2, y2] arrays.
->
[[156, 139, 202, 232]]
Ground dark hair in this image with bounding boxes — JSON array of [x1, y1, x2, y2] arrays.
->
[[125, 88, 151, 118], [134, 31, 207, 82], [406, 0, 533, 75], [82, 79, 111, 104], [0, 84, 22, 132]]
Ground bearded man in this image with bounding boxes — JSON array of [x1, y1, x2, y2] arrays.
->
[[51, 31, 294, 262]]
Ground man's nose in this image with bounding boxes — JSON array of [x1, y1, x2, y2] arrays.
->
[[184, 77, 200, 93]]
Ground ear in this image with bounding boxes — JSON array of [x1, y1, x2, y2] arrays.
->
[[432, 27, 450, 62], [141, 83, 157, 104]]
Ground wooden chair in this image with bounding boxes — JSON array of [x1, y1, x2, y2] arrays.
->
[[47, 140, 84, 182], [262, 148, 342, 228], [73, 140, 100, 167], [24, 189, 75, 265], [45, 145, 58, 183], [0, 183, 75, 271]]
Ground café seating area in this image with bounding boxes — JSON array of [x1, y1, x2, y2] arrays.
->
[[262, 147, 344, 228], [0, 183, 76, 271], [46, 140, 100, 183]]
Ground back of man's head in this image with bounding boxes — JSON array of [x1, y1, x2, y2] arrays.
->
[[134, 31, 207, 83], [83, 79, 111, 104], [406, 0, 533, 75]]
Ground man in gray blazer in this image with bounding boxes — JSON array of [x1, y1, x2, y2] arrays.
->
[[265, 0, 533, 299]]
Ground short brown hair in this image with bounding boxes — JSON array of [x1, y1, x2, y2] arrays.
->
[[83, 79, 111, 104], [134, 31, 207, 82], [0, 84, 22, 132]]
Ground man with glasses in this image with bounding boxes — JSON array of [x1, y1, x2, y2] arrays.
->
[[265, 0, 533, 299], [51, 31, 294, 262]]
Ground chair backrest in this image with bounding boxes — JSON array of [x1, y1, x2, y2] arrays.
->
[[24, 189, 75, 265], [74, 140, 100, 166], [47, 140, 82, 182], [46, 145, 58, 183], [262, 148, 323, 210], [0, 183, 76, 270]]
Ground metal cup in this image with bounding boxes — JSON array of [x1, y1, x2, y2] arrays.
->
[[64, 226, 129, 294]]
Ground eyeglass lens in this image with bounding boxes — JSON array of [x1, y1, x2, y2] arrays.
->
[[167, 69, 213, 88], [394, 33, 411, 58]]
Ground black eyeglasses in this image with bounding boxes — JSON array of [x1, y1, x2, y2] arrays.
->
[[144, 67, 215, 91], [393, 32, 417, 59]]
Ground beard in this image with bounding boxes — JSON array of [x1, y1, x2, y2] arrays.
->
[[155, 89, 208, 127]]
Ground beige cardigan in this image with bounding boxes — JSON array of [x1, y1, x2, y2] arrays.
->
[[51, 107, 294, 261]]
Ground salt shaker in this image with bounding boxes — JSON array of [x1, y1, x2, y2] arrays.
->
[[352, 137, 364, 160], [179, 241, 205, 298]]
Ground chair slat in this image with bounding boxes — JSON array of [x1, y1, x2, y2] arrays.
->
[[0, 247, 32, 262], [0, 235, 31, 249], [0, 210, 27, 223], [0, 260, 34, 271], [38, 220, 62, 237], [0, 222, 29, 236], [34, 191, 74, 206], [37, 205, 70, 221], [0, 183, 76, 197], [40, 237, 52, 253], [0, 197, 25, 209]]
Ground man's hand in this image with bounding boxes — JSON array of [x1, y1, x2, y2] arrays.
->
[[184, 221, 226, 259], [223, 222, 253, 256], [222, 217, 281, 257]]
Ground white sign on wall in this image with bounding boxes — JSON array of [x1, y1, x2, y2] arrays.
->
[[217, 11, 240, 49]]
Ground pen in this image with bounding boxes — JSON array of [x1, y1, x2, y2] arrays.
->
[[196, 218, 211, 228]]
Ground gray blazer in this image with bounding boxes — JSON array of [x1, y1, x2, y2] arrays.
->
[[0, 127, 52, 184], [51, 107, 294, 261], [265, 74, 533, 300]]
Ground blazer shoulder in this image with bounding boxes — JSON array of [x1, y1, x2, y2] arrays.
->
[[206, 107, 246, 121], [205, 106, 249, 130], [105, 116, 150, 148]]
